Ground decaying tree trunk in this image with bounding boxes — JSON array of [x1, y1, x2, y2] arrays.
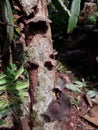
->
[[18, 0, 64, 129]]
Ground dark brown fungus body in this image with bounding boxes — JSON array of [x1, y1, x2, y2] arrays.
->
[[42, 88, 71, 122]]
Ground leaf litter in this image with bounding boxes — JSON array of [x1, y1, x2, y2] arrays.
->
[[54, 68, 98, 130]]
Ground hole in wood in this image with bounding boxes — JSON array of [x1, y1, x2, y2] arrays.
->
[[44, 61, 53, 71]]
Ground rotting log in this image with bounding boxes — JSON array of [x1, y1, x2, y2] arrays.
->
[[18, 0, 68, 129], [24, 0, 58, 129]]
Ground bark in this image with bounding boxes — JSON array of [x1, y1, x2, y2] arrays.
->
[[19, 0, 63, 129], [18, 0, 37, 15]]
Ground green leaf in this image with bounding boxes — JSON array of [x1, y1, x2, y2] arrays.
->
[[14, 66, 24, 81], [67, 0, 80, 33], [0, 73, 6, 80], [4, 64, 17, 80], [15, 81, 29, 90], [87, 90, 98, 99], [87, 90, 96, 98], [0, 119, 5, 125], [0, 81, 29, 91], [74, 80, 86, 88], [66, 83, 81, 92], [0, 0, 14, 53], [0, 99, 29, 118], [70, 96, 80, 106], [52, 0, 71, 17], [0, 78, 9, 85]]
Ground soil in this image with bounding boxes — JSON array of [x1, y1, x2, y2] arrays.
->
[[58, 88, 98, 130], [53, 52, 98, 130]]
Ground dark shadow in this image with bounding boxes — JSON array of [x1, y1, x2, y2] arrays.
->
[[55, 30, 98, 81]]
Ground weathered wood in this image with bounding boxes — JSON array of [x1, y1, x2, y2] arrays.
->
[[18, 0, 38, 15], [19, 0, 65, 129]]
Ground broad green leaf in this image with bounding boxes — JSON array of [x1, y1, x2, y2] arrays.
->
[[74, 81, 85, 88], [0, 78, 9, 85], [67, 0, 80, 33], [87, 90, 96, 98], [87, 90, 98, 99], [0, 81, 29, 91], [15, 81, 29, 90], [0, 81, 29, 98], [66, 83, 81, 92]]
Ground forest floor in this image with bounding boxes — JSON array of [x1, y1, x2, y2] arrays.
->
[[62, 88, 98, 130], [54, 45, 98, 130], [55, 68, 98, 130]]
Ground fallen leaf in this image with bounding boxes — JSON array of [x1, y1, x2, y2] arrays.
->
[[82, 106, 98, 126]]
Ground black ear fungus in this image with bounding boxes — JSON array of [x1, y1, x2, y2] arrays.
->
[[42, 88, 71, 122]]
